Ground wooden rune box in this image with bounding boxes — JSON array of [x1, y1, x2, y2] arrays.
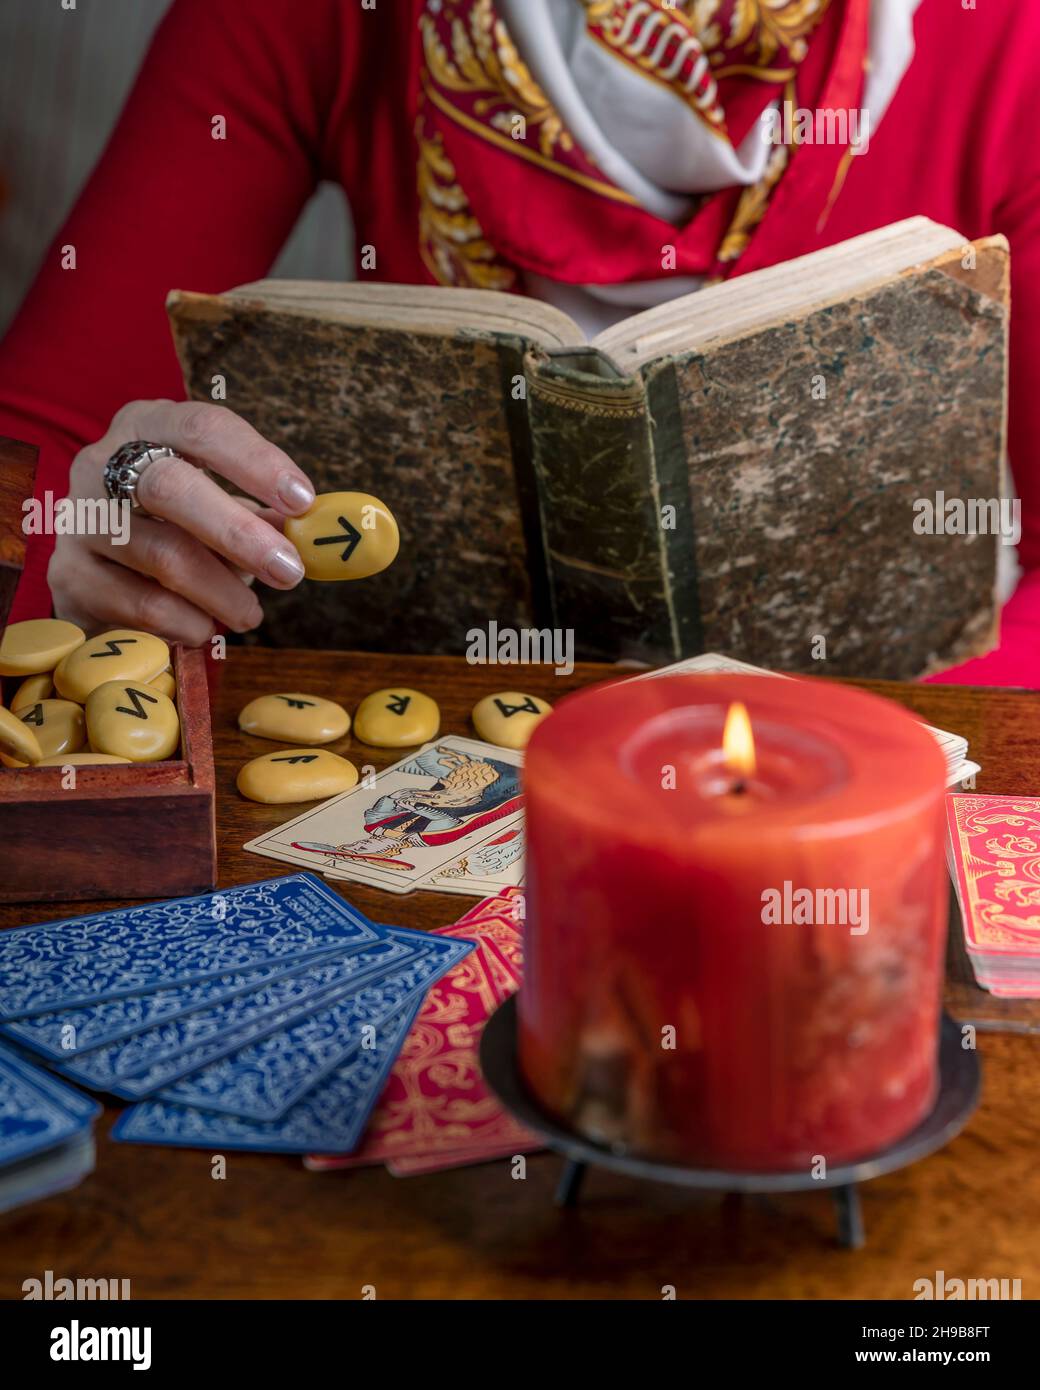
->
[[0, 435, 217, 903]]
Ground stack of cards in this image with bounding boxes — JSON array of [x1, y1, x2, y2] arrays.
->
[[947, 794, 1040, 998], [0, 874, 474, 1154], [245, 736, 526, 898], [0, 1043, 100, 1214], [307, 888, 541, 1176], [634, 652, 981, 788]]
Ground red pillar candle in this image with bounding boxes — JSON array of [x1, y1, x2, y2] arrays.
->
[[519, 675, 949, 1172]]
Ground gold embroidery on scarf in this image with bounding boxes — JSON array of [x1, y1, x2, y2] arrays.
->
[[715, 141, 788, 263], [421, 0, 572, 159], [416, 125, 517, 290], [714, 73, 795, 265], [817, 143, 856, 233], [422, 76, 639, 206], [711, 63, 796, 81], [691, 0, 831, 68], [580, 1, 728, 134]]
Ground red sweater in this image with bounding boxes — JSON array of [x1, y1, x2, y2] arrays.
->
[[1, 0, 1037, 685]]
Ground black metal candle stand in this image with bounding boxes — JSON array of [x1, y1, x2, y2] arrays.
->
[[480, 1001, 980, 1249]]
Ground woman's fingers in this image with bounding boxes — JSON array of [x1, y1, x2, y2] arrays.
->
[[126, 454, 305, 589], [54, 401, 311, 636], [109, 400, 315, 515], [87, 404, 307, 586], [235, 496, 280, 523], [110, 515, 264, 633], [51, 549, 217, 648], [231, 499, 285, 585]]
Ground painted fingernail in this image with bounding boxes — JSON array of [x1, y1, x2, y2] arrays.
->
[[266, 546, 305, 586], [277, 476, 315, 513]]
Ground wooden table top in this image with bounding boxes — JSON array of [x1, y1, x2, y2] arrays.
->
[[1, 648, 1038, 1301]]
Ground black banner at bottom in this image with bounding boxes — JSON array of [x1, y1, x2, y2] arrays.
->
[[0, 1297, 1032, 1374]]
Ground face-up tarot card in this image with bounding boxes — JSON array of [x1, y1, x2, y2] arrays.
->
[[418, 823, 525, 896], [244, 736, 523, 894]]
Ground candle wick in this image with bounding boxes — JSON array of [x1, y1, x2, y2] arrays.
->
[[731, 778, 747, 796]]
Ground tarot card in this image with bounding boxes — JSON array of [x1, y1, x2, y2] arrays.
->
[[153, 934, 473, 1121], [452, 886, 525, 925], [387, 1141, 543, 1176], [306, 924, 529, 1167], [436, 912, 524, 983], [987, 979, 1040, 997], [0, 1132, 97, 1216], [947, 794, 1040, 961], [303, 926, 522, 1170], [630, 653, 772, 680], [245, 736, 523, 893], [443, 891, 525, 973], [0, 874, 384, 1020], [2, 946, 365, 1064], [111, 1003, 422, 1155], [0, 1042, 100, 1169], [634, 652, 973, 782], [418, 823, 525, 896], [54, 935, 420, 1092], [456, 886, 526, 914]]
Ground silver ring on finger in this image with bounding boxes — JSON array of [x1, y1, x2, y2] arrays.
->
[[103, 440, 181, 515]]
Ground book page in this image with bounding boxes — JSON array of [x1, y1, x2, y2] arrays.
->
[[593, 219, 965, 369]]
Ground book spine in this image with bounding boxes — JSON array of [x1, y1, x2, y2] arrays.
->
[[523, 348, 695, 663], [644, 359, 703, 657], [492, 337, 553, 629]]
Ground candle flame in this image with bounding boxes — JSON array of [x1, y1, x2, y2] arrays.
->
[[722, 701, 756, 780]]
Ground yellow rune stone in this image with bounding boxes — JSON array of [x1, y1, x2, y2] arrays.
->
[[236, 748, 359, 804], [238, 692, 350, 745], [54, 629, 170, 703], [85, 681, 181, 762], [0, 699, 87, 768], [36, 752, 132, 766], [0, 618, 85, 677], [284, 491, 399, 582], [353, 688, 440, 747], [471, 692, 552, 750], [0, 705, 43, 765], [11, 672, 55, 712], [149, 669, 177, 700]]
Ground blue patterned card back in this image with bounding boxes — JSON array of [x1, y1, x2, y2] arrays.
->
[[112, 1001, 422, 1154], [1, 947, 352, 1063], [54, 936, 422, 1094], [0, 874, 384, 1019], [0, 1042, 100, 1168], [156, 933, 472, 1121]]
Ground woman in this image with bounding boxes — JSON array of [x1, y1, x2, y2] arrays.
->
[[0, 0, 1036, 682]]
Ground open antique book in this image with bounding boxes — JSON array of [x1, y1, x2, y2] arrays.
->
[[168, 217, 1008, 676]]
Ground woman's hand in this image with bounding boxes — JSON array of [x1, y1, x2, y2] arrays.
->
[[48, 400, 315, 645]]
